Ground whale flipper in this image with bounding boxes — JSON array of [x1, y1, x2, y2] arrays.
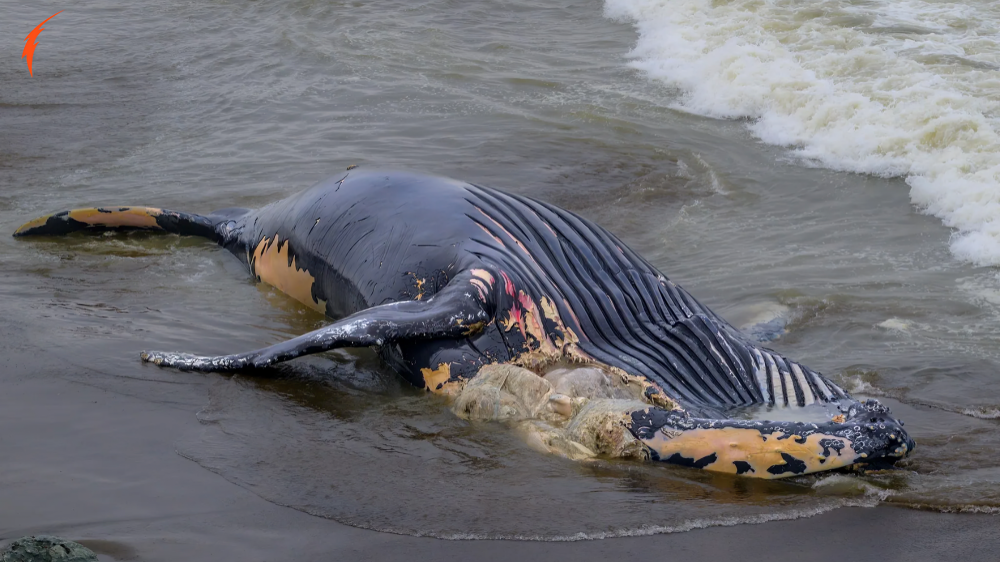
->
[[142, 278, 490, 372], [628, 400, 914, 478], [13, 206, 220, 239]]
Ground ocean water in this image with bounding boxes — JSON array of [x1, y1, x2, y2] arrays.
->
[[2, 0, 999, 542], [606, 0, 1000, 266]]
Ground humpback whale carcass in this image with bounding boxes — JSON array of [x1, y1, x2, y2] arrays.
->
[[15, 170, 913, 478]]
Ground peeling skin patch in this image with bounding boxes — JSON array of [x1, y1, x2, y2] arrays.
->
[[470, 269, 494, 285], [457, 319, 486, 336], [495, 284, 678, 411], [469, 269, 494, 302], [503, 292, 581, 371], [251, 234, 327, 313], [406, 272, 428, 300], [64, 207, 163, 229], [421, 362, 460, 395], [500, 271, 516, 297]]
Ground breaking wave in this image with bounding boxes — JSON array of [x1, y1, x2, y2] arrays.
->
[[605, 0, 1000, 266]]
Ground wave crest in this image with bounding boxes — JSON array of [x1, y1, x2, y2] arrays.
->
[[605, 0, 1000, 265]]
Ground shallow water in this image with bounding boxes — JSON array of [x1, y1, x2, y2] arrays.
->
[[2, 0, 998, 541]]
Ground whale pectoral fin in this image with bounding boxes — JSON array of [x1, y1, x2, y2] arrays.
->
[[141, 284, 490, 372], [627, 401, 914, 479], [14, 207, 217, 239]]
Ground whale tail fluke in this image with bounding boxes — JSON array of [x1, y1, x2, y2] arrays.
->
[[13, 206, 219, 240]]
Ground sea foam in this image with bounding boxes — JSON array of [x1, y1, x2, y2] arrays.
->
[[605, 0, 1000, 266]]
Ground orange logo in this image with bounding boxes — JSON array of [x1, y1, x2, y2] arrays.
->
[[22, 11, 62, 77]]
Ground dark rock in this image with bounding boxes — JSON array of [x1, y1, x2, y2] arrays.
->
[[0, 536, 98, 562]]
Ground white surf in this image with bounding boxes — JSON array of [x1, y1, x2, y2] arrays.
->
[[605, 0, 1000, 266]]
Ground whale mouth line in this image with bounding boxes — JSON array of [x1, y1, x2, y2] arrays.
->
[[849, 457, 908, 474]]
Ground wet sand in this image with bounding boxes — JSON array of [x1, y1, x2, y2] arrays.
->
[[3, 341, 997, 561], [5, 0, 1000, 557]]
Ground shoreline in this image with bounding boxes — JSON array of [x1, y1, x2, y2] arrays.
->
[[2, 356, 995, 562]]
